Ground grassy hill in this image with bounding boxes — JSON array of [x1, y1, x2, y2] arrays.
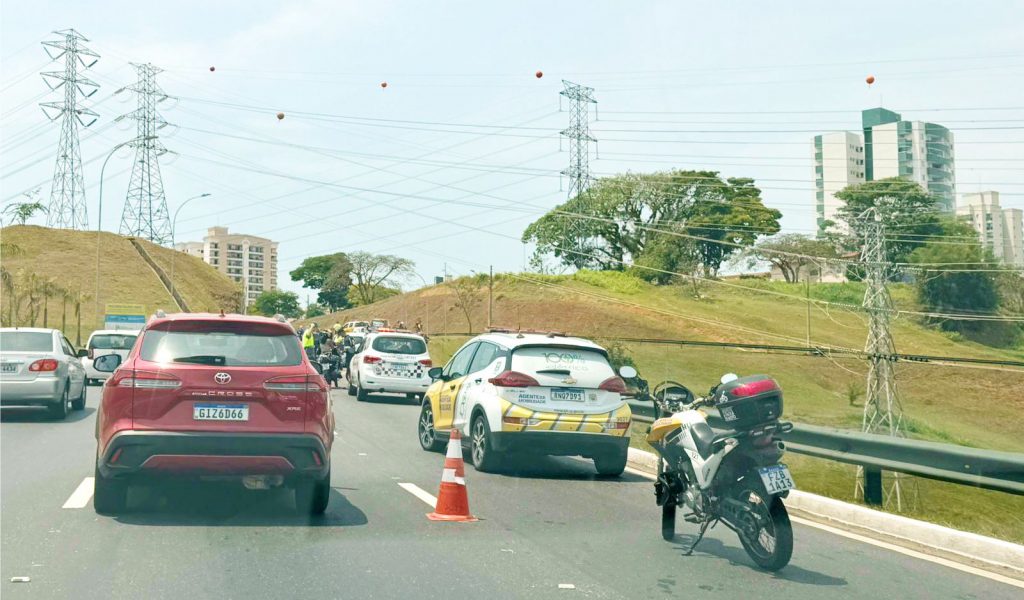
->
[[1, 225, 240, 341], [306, 270, 1024, 541]]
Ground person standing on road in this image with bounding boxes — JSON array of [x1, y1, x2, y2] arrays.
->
[[302, 324, 319, 360], [414, 318, 423, 334]]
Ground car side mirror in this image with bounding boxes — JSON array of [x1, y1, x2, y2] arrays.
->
[[77, 348, 89, 358], [428, 367, 444, 380], [93, 353, 122, 373], [618, 365, 638, 379]]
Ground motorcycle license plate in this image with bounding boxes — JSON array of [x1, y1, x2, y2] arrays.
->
[[193, 403, 249, 421], [758, 464, 795, 494]]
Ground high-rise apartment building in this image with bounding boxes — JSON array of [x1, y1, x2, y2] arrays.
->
[[813, 107, 956, 232], [957, 191, 1024, 267], [813, 131, 865, 229], [175, 226, 279, 306]]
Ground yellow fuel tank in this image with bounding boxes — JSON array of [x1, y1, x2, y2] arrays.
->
[[647, 416, 683, 443]]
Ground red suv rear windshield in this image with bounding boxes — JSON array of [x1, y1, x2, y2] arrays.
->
[[139, 322, 302, 367]]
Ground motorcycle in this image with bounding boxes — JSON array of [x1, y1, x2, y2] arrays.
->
[[621, 366, 795, 571], [317, 353, 342, 388]]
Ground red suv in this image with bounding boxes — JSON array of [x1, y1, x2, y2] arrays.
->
[[92, 312, 334, 515]]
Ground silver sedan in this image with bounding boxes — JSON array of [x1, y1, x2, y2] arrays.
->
[[0, 327, 88, 419]]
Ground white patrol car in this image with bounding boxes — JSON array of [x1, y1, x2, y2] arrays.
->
[[417, 331, 631, 476], [347, 331, 432, 402]]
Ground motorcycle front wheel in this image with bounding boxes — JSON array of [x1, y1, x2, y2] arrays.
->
[[735, 489, 793, 571]]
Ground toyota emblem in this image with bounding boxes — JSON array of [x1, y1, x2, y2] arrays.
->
[[214, 372, 231, 385]]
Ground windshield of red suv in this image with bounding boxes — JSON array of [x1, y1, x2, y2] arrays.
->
[[139, 328, 303, 367]]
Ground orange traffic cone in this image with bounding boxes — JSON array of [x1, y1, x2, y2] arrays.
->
[[427, 428, 478, 522]]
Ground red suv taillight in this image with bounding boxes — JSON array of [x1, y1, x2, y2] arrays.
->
[[488, 370, 540, 388], [598, 376, 628, 394], [114, 370, 181, 389], [418, 359, 432, 367], [264, 375, 325, 392], [363, 355, 382, 364], [28, 359, 59, 372]]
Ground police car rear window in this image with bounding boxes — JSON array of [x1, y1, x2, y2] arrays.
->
[[372, 336, 426, 355]]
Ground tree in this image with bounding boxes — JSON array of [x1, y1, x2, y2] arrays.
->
[[2, 190, 46, 225], [522, 170, 780, 277], [909, 218, 1001, 337], [450, 277, 482, 333], [73, 290, 91, 345], [348, 252, 415, 305], [834, 178, 942, 268], [750, 234, 838, 283], [346, 285, 400, 308], [304, 304, 326, 318], [250, 290, 302, 319], [289, 253, 354, 311]]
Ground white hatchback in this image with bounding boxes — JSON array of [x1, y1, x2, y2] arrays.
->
[[417, 331, 632, 476], [347, 332, 432, 402], [82, 330, 140, 384]]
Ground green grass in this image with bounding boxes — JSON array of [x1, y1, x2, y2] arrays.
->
[[306, 271, 1024, 541], [1, 225, 240, 342]]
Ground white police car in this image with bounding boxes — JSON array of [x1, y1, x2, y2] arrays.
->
[[347, 331, 432, 402], [416, 331, 631, 475]]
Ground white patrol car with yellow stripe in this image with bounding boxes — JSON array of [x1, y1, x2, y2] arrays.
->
[[417, 331, 631, 476]]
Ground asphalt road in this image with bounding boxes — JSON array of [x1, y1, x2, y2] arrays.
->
[[2, 386, 1020, 599]]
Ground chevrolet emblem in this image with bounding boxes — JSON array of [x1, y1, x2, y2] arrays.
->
[[562, 377, 577, 385]]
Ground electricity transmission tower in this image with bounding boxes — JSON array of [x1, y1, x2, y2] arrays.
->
[[117, 63, 173, 244], [39, 29, 100, 230], [559, 80, 597, 267], [854, 206, 913, 510]]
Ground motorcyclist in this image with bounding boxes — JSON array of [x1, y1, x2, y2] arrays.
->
[[318, 339, 343, 388]]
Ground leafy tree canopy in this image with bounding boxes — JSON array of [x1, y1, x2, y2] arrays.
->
[[522, 170, 780, 280], [249, 290, 302, 319], [289, 253, 353, 311]]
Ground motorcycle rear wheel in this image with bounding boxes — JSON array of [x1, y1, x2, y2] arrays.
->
[[735, 489, 793, 571]]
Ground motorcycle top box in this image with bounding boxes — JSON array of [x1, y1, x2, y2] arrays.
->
[[714, 375, 783, 430]]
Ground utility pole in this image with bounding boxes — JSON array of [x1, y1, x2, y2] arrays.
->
[[804, 268, 811, 347], [117, 63, 174, 244], [559, 80, 596, 265], [40, 29, 99, 230], [488, 265, 494, 328], [854, 206, 912, 510]]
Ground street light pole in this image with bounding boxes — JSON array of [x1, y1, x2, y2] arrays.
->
[[170, 193, 211, 300], [95, 136, 153, 330]]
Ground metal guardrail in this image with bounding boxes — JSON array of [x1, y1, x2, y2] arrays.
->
[[627, 399, 1024, 499]]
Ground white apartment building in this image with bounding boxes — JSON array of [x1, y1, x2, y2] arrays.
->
[[175, 227, 279, 306], [813, 108, 957, 233], [813, 131, 866, 230], [957, 191, 1024, 267]]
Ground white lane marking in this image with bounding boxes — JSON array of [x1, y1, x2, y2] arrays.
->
[[398, 482, 437, 507], [788, 515, 1024, 590], [62, 477, 95, 509], [624, 463, 1022, 588], [557, 583, 576, 589]]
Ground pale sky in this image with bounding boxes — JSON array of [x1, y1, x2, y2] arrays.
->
[[3, 0, 1023, 298]]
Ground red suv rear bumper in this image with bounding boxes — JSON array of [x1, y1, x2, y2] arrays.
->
[[98, 431, 330, 480]]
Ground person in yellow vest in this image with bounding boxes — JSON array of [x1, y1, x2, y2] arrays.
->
[[302, 323, 319, 360]]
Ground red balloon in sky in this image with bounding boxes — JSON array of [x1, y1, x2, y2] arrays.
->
[[380, 81, 388, 88], [866, 75, 875, 85], [209, 66, 216, 72], [276, 112, 285, 120], [535, 70, 543, 79]]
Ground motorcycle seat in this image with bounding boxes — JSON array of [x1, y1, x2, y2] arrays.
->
[[690, 421, 732, 459]]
